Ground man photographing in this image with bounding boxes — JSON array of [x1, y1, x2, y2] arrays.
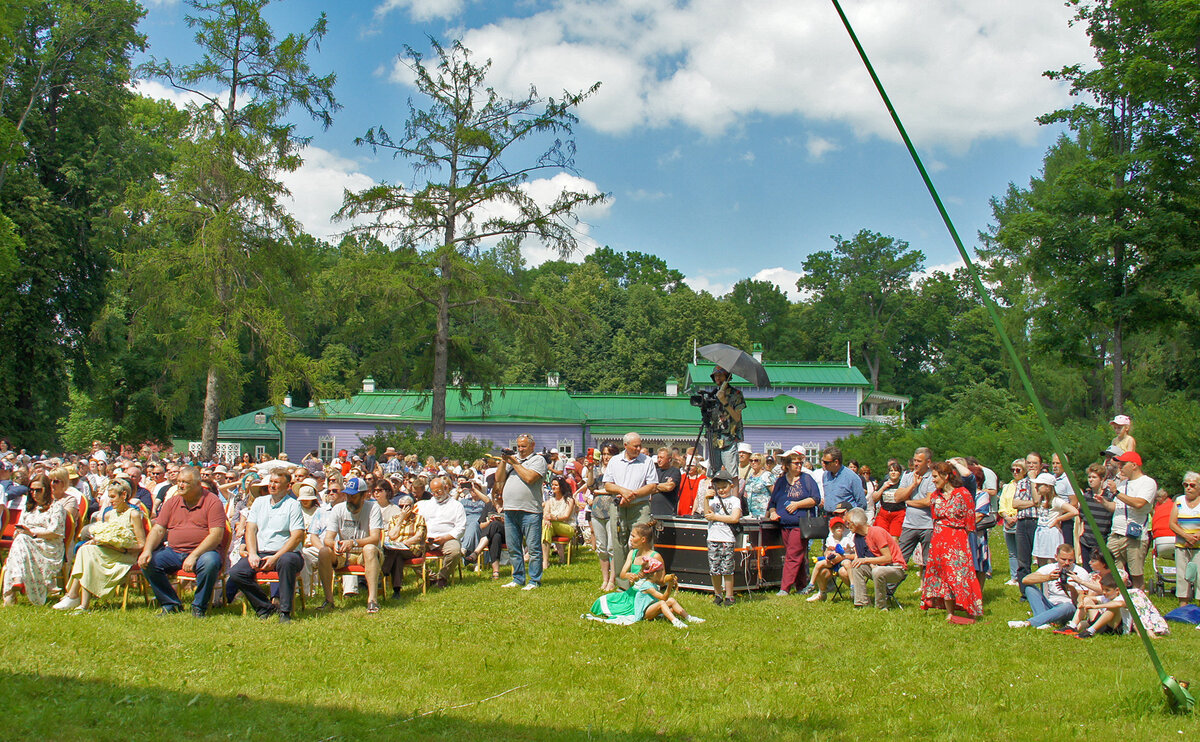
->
[[705, 366, 746, 487]]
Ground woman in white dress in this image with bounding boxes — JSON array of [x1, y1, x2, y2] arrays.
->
[[2, 472, 66, 605], [54, 480, 147, 611]]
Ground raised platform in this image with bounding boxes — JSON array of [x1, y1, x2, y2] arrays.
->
[[653, 515, 785, 593]]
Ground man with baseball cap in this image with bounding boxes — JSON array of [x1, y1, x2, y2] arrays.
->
[[1105, 450, 1155, 589], [319, 476, 382, 612]]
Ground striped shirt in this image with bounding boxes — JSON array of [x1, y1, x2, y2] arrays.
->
[[1175, 496, 1200, 547], [1014, 478, 1036, 520]]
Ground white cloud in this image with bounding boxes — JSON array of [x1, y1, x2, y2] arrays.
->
[[805, 134, 839, 160], [739, 151, 756, 164], [375, 0, 465, 21], [278, 147, 378, 241], [912, 258, 968, 287], [446, 0, 1092, 150], [751, 266, 807, 301], [683, 273, 732, 296], [657, 147, 683, 167], [130, 79, 218, 109], [626, 188, 668, 201]]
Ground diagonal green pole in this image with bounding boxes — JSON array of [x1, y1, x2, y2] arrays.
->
[[828, 0, 1193, 712]]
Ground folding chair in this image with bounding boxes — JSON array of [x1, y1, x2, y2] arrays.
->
[[423, 547, 463, 586], [885, 572, 908, 610]]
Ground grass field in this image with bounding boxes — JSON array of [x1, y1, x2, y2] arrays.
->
[[2, 541, 1199, 741]]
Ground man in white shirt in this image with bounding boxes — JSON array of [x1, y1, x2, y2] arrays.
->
[[416, 476, 466, 588], [1105, 450, 1156, 590], [319, 477, 383, 613], [604, 432, 659, 589], [226, 471, 305, 622], [1010, 544, 1089, 629]]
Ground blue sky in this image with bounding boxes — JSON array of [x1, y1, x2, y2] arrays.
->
[[134, 0, 1095, 297]]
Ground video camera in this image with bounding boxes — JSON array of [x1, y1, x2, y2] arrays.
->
[[689, 387, 722, 415]]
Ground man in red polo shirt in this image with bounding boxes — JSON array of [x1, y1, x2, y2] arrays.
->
[[846, 507, 907, 610], [137, 466, 227, 616]]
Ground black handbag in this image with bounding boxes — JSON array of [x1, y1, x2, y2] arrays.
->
[[975, 512, 998, 530], [797, 513, 829, 540]]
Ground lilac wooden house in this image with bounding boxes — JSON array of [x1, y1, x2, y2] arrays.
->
[[266, 360, 907, 467]]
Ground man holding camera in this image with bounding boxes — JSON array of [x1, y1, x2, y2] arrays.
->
[[704, 367, 746, 488], [1009, 543, 1089, 629], [495, 434, 548, 590]]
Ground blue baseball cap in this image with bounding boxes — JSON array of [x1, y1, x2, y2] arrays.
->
[[342, 477, 366, 496]]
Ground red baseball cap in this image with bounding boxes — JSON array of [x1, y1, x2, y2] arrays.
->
[[1113, 451, 1142, 467], [829, 516, 846, 529]]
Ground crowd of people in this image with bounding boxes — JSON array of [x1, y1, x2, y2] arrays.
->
[[0, 410, 1195, 637]]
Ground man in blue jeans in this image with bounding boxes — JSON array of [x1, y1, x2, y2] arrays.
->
[[1008, 544, 1089, 629], [137, 466, 227, 617], [494, 434, 548, 590]]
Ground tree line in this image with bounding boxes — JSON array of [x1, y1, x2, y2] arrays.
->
[[5, 0, 1200, 466]]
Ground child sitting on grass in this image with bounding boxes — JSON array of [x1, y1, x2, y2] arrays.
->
[[806, 515, 854, 602], [639, 557, 704, 628], [1071, 575, 1127, 638]]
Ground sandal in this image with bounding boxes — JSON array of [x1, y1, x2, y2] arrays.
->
[[366, 601, 380, 614]]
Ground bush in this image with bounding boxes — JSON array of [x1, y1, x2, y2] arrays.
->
[[1126, 394, 1200, 492], [357, 425, 494, 465], [837, 381, 1111, 483]]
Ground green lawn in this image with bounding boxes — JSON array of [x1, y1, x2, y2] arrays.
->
[[2, 542, 1198, 741]]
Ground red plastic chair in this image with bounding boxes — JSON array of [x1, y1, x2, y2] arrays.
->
[[238, 567, 307, 614], [552, 535, 575, 565]]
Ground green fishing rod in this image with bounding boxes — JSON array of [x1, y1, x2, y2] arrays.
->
[[828, 0, 1193, 712]]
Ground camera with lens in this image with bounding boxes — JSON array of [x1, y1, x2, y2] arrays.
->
[[689, 388, 721, 414], [500, 447, 516, 457], [1057, 566, 1072, 590]]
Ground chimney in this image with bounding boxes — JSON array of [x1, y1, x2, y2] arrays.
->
[[752, 342, 763, 362], [546, 371, 560, 388], [283, 394, 293, 408], [362, 376, 376, 393], [665, 377, 679, 396]]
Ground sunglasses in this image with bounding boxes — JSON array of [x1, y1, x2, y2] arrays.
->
[[821, 459, 835, 466]]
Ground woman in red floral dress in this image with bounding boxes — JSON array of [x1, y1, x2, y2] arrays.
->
[[920, 461, 983, 623]]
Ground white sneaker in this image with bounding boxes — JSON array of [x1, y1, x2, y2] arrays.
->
[[52, 595, 80, 610], [1035, 623, 1054, 630], [1004, 579, 1017, 586], [522, 583, 539, 591], [670, 617, 688, 629], [501, 581, 521, 588], [1007, 620, 1029, 628], [776, 590, 789, 597], [686, 615, 706, 624], [806, 592, 825, 603]]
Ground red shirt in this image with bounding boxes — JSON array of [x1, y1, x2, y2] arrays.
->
[[677, 475, 704, 516], [1152, 499, 1174, 539], [866, 525, 907, 568], [155, 491, 226, 552]]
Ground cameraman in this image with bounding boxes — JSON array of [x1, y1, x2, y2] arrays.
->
[[494, 434, 548, 590], [705, 367, 746, 487], [1009, 543, 1089, 629]]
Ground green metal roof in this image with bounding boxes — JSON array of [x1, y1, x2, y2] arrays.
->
[[217, 406, 297, 439], [685, 361, 871, 389], [572, 393, 871, 428], [285, 386, 586, 424]]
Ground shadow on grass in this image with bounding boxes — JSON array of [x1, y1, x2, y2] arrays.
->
[[1, 670, 842, 741]]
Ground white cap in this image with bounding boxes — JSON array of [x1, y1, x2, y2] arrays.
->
[[549, 448, 559, 455], [214, 465, 228, 474], [1111, 414, 1131, 426], [297, 485, 319, 501], [787, 445, 806, 457], [737, 442, 753, 454], [1033, 473, 1057, 487], [695, 459, 709, 470]]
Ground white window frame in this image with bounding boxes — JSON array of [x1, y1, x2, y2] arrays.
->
[[216, 442, 241, 464], [764, 441, 782, 454], [254, 445, 266, 459], [556, 439, 575, 461], [319, 435, 335, 464], [804, 444, 820, 469]]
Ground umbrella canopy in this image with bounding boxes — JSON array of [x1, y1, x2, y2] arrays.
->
[[698, 343, 770, 387], [255, 459, 294, 475]]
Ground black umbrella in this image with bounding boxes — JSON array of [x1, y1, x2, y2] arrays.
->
[[698, 343, 770, 387]]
